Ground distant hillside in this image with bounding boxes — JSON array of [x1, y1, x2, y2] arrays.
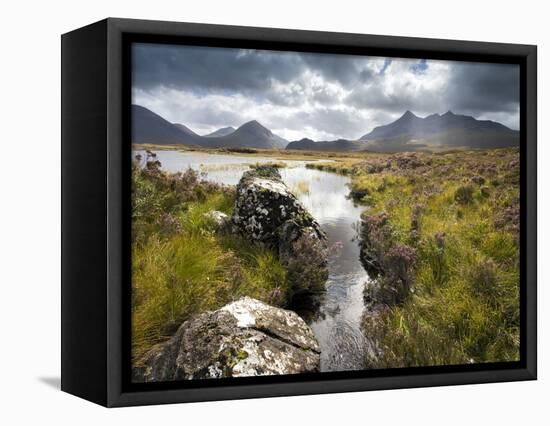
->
[[174, 123, 199, 136], [360, 110, 519, 151], [286, 138, 366, 152], [204, 127, 236, 138], [205, 120, 287, 149], [133, 105, 517, 153], [132, 105, 201, 145], [132, 105, 287, 149]]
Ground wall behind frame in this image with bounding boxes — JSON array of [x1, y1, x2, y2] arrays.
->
[[1, 0, 546, 424]]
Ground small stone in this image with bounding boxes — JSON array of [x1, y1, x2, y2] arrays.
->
[[205, 210, 231, 232]]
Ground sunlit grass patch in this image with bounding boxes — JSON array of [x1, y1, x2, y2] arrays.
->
[[250, 161, 287, 169], [290, 180, 311, 196], [132, 228, 289, 362]]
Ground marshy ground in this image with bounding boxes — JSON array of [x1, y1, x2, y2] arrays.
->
[[131, 145, 520, 373], [308, 147, 520, 367]]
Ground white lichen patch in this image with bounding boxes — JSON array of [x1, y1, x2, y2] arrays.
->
[[221, 297, 320, 352], [207, 363, 224, 378], [252, 178, 290, 195], [231, 336, 309, 377], [221, 297, 262, 327]]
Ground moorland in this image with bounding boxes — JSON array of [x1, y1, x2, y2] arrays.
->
[[131, 144, 520, 377]]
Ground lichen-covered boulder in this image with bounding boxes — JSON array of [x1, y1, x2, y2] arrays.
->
[[232, 166, 328, 295], [133, 297, 320, 382], [232, 166, 320, 243]]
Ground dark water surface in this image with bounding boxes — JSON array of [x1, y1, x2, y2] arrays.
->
[[136, 150, 370, 371]]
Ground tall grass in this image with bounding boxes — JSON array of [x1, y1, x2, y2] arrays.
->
[[131, 155, 288, 363], [354, 148, 520, 367], [290, 180, 311, 196]]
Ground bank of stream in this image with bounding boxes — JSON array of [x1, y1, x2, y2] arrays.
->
[[137, 150, 373, 372]]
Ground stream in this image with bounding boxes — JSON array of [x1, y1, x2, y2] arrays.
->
[[136, 150, 371, 372]]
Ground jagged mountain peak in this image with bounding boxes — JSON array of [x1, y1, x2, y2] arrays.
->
[[402, 110, 418, 118], [359, 109, 518, 151]]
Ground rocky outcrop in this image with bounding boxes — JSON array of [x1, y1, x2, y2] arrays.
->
[[232, 166, 328, 295], [133, 297, 320, 382]]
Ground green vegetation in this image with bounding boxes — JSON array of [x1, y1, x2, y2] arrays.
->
[[250, 161, 287, 169], [131, 152, 288, 363], [131, 145, 520, 370], [290, 180, 311, 196], [317, 148, 520, 367], [133, 142, 367, 161]]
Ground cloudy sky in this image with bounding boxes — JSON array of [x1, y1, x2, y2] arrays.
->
[[132, 43, 520, 141]]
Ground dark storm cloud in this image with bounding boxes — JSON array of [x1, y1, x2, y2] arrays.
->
[[132, 43, 521, 139], [299, 53, 373, 86], [446, 62, 520, 114], [133, 44, 372, 97], [345, 59, 520, 129], [133, 44, 304, 93]]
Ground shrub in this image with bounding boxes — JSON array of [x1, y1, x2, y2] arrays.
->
[[359, 212, 391, 276], [365, 243, 417, 306], [471, 175, 486, 185], [131, 154, 227, 243], [454, 184, 474, 204], [494, 204, 520, 235], [422, 232, 449, 291], [226, 147, 257, 154], [410, 204, 422, 240], [469, 257, 498, 297], [251, 161, 287, 169], [480, 186, 491, 197]]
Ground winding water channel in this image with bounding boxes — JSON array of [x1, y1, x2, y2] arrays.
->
[[138, 150, 371, 372]]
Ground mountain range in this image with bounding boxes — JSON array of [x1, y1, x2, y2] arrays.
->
[[132, 105, 287, 149], [132, 105, 519, 152], [288, 110, 519, 152], [356, 110, 519, 151]]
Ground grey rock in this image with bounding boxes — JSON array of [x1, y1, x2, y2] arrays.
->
[[232, 166, 328, 295], [205, 210, 234, 233], [133, 297, 320, 382]]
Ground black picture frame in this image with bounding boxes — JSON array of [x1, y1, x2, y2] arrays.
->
[[61, 17, 537, 407]]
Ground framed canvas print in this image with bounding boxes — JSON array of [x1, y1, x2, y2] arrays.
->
[[61, 18, 537, 407]]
